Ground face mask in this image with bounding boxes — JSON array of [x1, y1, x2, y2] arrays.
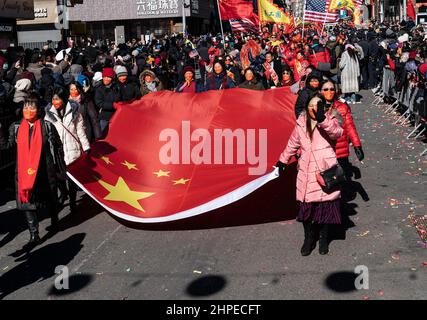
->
[[103, 78, 112, 86], [310, 81, 319, 89], [70, 90, 80, 99], [23, 109, 37, 123], [118, 76, 127, 83], [52, 99, 63, 110]]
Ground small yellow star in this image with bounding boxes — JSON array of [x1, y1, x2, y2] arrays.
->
[[100, 156, 114, 165], [153, 170, 170, 178], [173, 178, 191, 185], [96, 176, 154, 212], [121, 161, 138, 171]]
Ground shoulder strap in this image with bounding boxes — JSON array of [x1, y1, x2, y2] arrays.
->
[[58, 121, 84, 153]]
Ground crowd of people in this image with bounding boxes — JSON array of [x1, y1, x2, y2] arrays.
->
[[0, 19, 426, 256]]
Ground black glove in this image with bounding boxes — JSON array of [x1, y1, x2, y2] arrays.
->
[[354, 146, 364, 161], [275, 161, 286, 175], [314, 100, 326, 123]]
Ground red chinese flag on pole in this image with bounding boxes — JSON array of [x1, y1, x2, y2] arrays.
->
[[407, 0, 416, 21], [67, 88, 297, 223], [218, 0, 254, 20]]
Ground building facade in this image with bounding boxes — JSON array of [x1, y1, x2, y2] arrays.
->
[[0, 0, 34, 48], [67, 0, 217, 41], [16, 0, 62, 48]]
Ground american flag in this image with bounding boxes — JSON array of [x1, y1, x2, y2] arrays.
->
[[305, 0, 339, 23], [229, 18, 259, 34]]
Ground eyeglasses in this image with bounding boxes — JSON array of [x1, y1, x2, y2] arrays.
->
[[322, 88, 336, 92]]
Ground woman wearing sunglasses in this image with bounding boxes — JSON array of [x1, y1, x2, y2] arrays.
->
[[276, 95, 344, 256], [320, 80, 364, 180]]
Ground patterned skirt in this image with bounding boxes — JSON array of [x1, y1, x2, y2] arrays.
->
[[297, 200, 341, 224]]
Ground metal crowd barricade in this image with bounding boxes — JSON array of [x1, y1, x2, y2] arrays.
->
[[373, 74, 426, 157]]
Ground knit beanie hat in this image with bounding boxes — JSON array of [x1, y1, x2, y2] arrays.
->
[[102, 67, 115, 79], [115, 65, 128, 78]]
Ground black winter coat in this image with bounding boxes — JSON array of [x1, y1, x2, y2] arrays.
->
[[0, 119, 66, 211], [117, 81, 142, 102], [94, 83, 121, 121]]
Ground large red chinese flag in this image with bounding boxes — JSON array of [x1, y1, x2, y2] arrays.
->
[[67, 88, 297, 223], [218, 0, 254, 20]]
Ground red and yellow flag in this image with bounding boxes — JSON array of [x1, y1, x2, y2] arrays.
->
[[68, 89, 298, 223]]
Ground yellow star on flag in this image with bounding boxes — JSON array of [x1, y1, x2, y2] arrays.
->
[[100, 156, 114, 165], [121, 160, 138, 171], [96, 176, 154, 212], [173, 178, 191, 185], [153, 170, 170, 178]]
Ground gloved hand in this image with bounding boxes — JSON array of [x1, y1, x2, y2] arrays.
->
[[314, 100, 326, 123], [354, 146, 364, 161], [275, 161, 286, 176]]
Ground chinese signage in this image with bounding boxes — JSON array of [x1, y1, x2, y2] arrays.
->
[[68, 0, 185, 21], [136, 0, 180, 16], [0, 0, 34, 19]]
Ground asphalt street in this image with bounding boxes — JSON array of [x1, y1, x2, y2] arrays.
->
[[0, 90, 426, 300]]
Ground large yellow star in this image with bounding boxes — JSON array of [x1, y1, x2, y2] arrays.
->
[[173, 178, 191, 185], [100, 156, 114, 165], [97, 176, 154, 212], [121, 161, 138, 171], [153, 170, 170, 178]]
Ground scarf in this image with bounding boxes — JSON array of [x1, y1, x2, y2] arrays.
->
[[17, 119, 43, 203], [70, 95, 82, 104], [147, 81, 157, 92]]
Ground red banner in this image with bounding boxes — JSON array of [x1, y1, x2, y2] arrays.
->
[[67, 88, 297, 223], [218, 0, 254, 20]]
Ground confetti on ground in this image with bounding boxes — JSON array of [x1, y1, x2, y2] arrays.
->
[[193, 270, 202, 274], [2, 266, 9, 271], [417, 242, 427, 249], [423, 262, 427, 267], [96, 272, 103, 276], [279, 221, 294, 225], [362, 296, 370, 300], [391, 252, 401, 260], [357, 231, 370, 237], [408, 214, 427, 242], [126, 267, 132, 272], [377, 290, 384, 296]]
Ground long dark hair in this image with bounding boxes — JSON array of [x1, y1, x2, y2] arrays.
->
[[347, 46, 358, 61]]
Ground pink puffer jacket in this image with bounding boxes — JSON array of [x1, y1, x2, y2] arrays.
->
[[280, 111, 344, 203]]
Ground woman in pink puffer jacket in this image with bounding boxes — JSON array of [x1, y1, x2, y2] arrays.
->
[[276, 95, 344, 256]]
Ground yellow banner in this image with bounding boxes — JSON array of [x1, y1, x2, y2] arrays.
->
[[328, 0, 356, 12], [259, 0, 293, 24]]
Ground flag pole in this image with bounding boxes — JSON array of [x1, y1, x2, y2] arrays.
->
[[216, 0, 226, 45], [301, 0, 307, 40]]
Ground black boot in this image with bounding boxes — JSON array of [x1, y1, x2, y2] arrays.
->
[[24, 211, 40, 245], [68, 179, 77, 213], [301, 221, 316, 256], [319, 224, 329, 255]]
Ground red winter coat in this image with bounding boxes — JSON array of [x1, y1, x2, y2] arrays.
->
[[308, 48, 331, 69], [329, 100, 362, 159]]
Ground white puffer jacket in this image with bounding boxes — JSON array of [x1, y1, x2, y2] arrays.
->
[[44, 101, 90, 165]]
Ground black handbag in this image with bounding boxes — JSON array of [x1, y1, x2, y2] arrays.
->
[[311, 149, 347, 193], [319, 164, 347, 192]]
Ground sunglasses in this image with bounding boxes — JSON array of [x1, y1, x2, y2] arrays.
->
[[322, 88, 336, 91]]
